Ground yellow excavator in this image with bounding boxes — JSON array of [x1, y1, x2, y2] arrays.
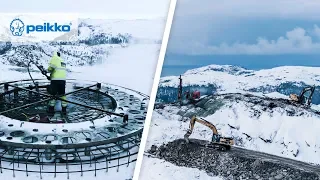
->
[[184, 116, 234, 151], [289, 85, 315, 107]]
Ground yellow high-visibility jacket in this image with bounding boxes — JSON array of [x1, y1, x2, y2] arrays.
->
[[48, 52, 67, 80]]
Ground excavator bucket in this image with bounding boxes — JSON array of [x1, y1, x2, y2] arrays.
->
[[184, 130, 192, 143]]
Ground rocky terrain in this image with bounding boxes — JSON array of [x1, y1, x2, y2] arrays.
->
[[147, 139, 320, 180]]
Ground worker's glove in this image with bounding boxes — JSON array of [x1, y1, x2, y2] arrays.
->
[[38, 65, 48, 75]]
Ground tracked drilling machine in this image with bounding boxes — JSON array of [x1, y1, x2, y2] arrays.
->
[[177, 75, 201, 104], [289, 85, 315, 107], [184, 116, 234, 151]]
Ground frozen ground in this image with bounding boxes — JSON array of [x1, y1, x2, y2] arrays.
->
[[139, 156, 223, 180]]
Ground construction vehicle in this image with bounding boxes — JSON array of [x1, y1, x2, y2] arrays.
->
[[184, 116, 234, 151], [289, 85, 315, 107], [185, 90, 201, 103], [177, 75, 202, 105]]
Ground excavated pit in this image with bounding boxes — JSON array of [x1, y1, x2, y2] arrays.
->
[[148, 139, 320, 180]]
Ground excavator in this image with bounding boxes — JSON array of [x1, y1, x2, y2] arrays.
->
[[184, 116, 234, 151], [289, 85, 315, 107]]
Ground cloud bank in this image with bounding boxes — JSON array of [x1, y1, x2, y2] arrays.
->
[[170, 25, 320, 55], [177, 0, 320, 20]]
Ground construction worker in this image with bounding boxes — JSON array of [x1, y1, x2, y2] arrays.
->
[[47, 51, 67, 116]]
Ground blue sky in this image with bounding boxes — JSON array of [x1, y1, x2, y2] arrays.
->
[[164, 0, 320, 69]]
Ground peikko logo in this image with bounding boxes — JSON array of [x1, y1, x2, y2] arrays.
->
[[10, 18, 71, 36]]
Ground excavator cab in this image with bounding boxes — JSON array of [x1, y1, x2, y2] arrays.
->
[[289, 85, 315, 107]]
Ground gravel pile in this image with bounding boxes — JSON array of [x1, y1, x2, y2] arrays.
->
[[148, 139, 320, 180]]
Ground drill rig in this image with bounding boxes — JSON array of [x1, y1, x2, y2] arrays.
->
[[184, 116, 234, 151], [177, 75, 202, 105], [289, 85, 315, 107]]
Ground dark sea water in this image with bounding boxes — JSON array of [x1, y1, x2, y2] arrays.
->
[[160, 54, 320, 77]]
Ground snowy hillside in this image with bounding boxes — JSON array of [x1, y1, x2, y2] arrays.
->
[[144, 94, 320, 165], [157, 65, 320, 104], [139, 93, 320, 179], [140, 64, 320, 179]]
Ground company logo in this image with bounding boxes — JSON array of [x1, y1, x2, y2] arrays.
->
[[10, 18, 24, 36], [10, 18, 71, 36]]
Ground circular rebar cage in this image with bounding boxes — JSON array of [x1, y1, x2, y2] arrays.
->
[[0, 79, 149, 178]]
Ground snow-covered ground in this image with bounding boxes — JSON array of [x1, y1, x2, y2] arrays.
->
[[139, 156, 222, 180]]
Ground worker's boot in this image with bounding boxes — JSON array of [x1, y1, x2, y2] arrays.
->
[[47, 106, 55, 117], [61, 106, 67, 116]]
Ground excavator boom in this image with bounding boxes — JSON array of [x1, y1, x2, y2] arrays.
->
[[184, 116, 234, 151], [188, 116, 219, 135]]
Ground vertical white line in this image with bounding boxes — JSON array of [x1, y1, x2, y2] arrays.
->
[[132, 0, 177, 179]]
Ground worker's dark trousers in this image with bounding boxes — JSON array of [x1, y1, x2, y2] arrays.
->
[[48, 80, 67, 108]]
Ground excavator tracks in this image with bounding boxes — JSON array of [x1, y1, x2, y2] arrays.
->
[[189, 139, 320, 176]]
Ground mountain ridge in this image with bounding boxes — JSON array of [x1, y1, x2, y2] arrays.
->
[[157, 64, 320, 104]]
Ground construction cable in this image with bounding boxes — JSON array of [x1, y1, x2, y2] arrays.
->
[[27, 60, 36, 87]]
